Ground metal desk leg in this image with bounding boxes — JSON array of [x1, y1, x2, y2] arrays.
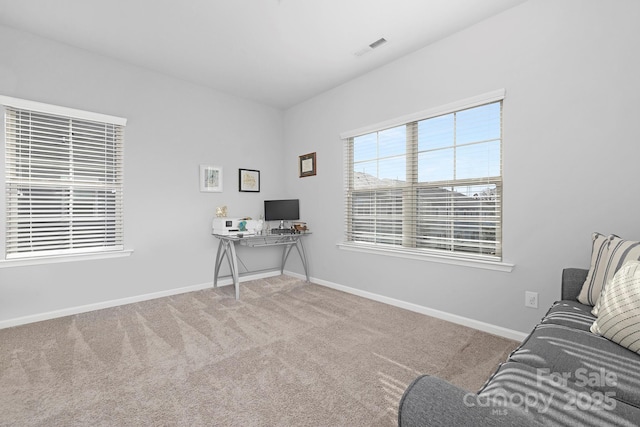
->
[[213, 238, 226, 287], [228, 240, 240, 300], [281, 243, 294, 274], [214, 238, 241, 300], [295, 237, 310, 282], [280, 237, 310, 282]]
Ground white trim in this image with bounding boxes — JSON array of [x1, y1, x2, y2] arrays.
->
[[339, 89, 505, 139], [0, 270, 281, 330], [0, 249, 134, 268], [337, 242, 514, 272], [0, 266, 526, 341], [0, 95, 127, 126], [286, 270, 527, 341]]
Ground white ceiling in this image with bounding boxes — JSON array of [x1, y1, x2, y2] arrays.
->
[[0, 0, 526, 109]]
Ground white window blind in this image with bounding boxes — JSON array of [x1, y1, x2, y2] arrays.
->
[[344, 97, 503, 261], [3, 99, 126, 259]]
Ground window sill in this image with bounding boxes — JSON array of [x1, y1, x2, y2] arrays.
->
[[337, 242, 514, 272], [0, 249, 134, 268]]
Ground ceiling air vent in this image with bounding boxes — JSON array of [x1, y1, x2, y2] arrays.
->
[[369, 38, 387, 49], [354, 37, 387, 57]]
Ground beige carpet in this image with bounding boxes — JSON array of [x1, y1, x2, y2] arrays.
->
[[0, 276, 519, 426]]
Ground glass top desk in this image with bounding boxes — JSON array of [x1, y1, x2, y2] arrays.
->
[[212, 232, 311, 300]]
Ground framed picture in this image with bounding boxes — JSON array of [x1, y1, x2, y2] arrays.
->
[[299, 152, 316, 177], [200, 165, 223, 192], [239, 168, 260, 192]]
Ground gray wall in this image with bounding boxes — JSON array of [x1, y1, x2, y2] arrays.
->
[[2, 0, 640, 336], [0, 24, 287, 323], [283, 0, 640, 333]]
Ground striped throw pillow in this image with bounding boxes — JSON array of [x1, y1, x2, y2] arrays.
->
[[578, 233, 640, 306], [578, 233, 612, 306], [591, 260, 640, 353]]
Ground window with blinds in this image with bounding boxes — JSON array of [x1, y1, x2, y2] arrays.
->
[[344, 99, 502, 260], [3, 98, 126, 259]]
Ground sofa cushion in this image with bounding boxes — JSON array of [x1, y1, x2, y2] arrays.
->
[[508, 324, 640, 408], [591, 260, 640, 353], [398, 374, 539, 427], [541, 300, 596, 332], [478, 361, 640, 427]]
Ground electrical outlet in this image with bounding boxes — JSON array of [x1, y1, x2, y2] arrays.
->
[[525, 291, 538, 309]]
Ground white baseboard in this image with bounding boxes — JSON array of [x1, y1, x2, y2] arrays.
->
[[0, 270, 281, 330], [286, 270, 528, 342], [2, 269, 528, 342]]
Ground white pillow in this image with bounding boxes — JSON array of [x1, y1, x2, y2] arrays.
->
[[591, 260, 640, 354]]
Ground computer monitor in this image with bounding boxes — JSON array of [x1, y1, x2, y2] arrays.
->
[[264, 199, 300, 229]]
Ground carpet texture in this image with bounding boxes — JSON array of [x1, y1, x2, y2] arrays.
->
[[0, 276, 519, 426]]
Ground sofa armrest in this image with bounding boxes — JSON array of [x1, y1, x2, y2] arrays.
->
[[561, 268, 588, 301], [398, 375, 540, 427]]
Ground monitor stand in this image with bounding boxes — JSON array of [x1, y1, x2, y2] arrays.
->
[[277, 220, 286, 230]]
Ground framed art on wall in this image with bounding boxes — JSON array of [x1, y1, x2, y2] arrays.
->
[[299, 152, 316, 177], [239, 168, 260, 192], [200, 165, 223, 192]]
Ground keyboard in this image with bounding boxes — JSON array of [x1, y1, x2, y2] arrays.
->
[[271, 228, 295, 234]]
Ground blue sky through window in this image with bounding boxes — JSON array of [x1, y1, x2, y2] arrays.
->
[[353, 102, 500, 184], [354, 124, 406, 183]]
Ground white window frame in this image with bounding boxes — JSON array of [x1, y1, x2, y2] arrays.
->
[[0, 96, 132, 268], [338, 90, 513, 272]]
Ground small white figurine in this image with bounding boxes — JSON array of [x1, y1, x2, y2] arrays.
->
[[216, 206, 228, 217]]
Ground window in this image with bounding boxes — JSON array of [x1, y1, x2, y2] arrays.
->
[[343, 91, 503, 262], [2, 96, 127, 260]]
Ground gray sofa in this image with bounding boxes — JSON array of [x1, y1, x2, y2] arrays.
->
[[398, 268, 640, 426]]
